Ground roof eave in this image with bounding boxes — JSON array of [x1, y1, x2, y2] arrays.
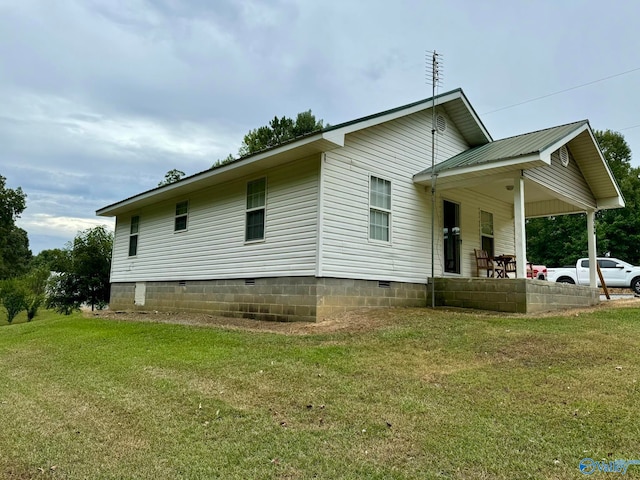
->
[[97, 132, 343, 217], [413, 153, 546, 185]]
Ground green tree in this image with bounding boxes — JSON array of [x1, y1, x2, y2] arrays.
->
[[32, 248, 73, 273], [526, 214, 588, 267], [158, 169, 186, 186], [46, 226, 113, 314], [46, 272, 82, 315], [212, 153, 236, 168], [22, 266, 50, 321], [72, 226, 113, 311], [237, 110, 325, 157], [0, 278, 27, 323], [214, 110, 326, 168], [0, 175, 31, 279], [593, 130, 640, 264]]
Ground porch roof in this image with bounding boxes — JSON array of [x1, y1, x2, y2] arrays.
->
[[418, 120, 588, 174], [413, 120, 624, 214]]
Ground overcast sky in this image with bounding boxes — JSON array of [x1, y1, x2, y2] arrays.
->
[[2, 0, 640, 253]]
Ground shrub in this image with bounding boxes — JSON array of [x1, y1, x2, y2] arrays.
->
[[0, 279, 27, 323], [46, 272, 82, 315], [25, 294, 43, 321]]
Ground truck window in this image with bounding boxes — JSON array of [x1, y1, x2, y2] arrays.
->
[[598, 259, 618, 269]]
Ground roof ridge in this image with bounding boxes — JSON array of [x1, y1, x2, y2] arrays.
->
[[491, 119, 589, 143], [322, 88, 464, 133]]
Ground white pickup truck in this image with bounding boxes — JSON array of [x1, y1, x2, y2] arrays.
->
[[547, 257, 640, 294]]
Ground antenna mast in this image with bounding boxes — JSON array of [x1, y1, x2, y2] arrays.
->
[[426, 50, 442, 308]]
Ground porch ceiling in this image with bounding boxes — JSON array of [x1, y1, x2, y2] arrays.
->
[[430, 168, 591, 217]]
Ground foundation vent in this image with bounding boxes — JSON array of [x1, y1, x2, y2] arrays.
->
[[378, 280, 391, 289], [245, 278, 256, 286]]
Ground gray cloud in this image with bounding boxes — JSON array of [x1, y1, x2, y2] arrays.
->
[[1, 0, 639, 253]]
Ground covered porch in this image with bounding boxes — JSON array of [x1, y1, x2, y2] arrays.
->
[[414, 120, 624, 312]]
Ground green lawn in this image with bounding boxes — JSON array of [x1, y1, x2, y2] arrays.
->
[[1, 305, 639, 479]]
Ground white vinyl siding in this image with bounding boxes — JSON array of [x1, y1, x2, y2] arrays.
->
[[525, 148, 596, 215], [321, 109, 471, 283], [110, 157, 320, 282]]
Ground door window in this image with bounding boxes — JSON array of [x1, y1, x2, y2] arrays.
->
[[443, 200, 461, 274]]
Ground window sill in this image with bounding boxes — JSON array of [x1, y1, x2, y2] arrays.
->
[[368, 238, 392, 246]]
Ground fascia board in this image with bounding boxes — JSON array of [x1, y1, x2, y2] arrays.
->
[[457, 91, 493, 142], [97, 134, 341, 217], [330, 90, 465, 136], [413, 154, 544, 184], [539, 123, 589, 159], [583, 126, 624, 198], [597, 195, 625, 209], [321, 131, 345, 147]]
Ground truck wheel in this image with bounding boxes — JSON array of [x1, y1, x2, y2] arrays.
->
[[631, 277, 640, 295], [556, 277, 575, 284]]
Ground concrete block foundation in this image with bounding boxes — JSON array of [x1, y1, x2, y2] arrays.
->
[[109, 277, 428, 322], [109, 276, 600, 322]]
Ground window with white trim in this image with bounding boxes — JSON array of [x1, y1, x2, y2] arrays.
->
[[246, 177, 266, 241], [369, 176, 391, 242], [175, 201, 189, 231], [128, 215, 139, 256], [480, 210, 494, 256]]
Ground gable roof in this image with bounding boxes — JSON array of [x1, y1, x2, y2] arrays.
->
[[97, 89, 490, 217], [413, 120, 624, 212], [416, 120, 588, 176], [320, 88, 491, 147]]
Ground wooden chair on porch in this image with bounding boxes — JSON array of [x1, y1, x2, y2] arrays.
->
[[474, 249, 504, 278], [503, 255, 517, 278]]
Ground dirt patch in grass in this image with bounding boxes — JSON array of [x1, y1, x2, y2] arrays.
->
[[86, 295, 640, 335], [87, 308, 396, 335]]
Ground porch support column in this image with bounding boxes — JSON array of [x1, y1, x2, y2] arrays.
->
[[513, 174, 527, 278], [587, 209, 597, 287]]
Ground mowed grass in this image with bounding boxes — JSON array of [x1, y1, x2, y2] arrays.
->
[[1, 305, 640, 479]]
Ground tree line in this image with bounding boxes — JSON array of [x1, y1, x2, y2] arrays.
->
[[0, 175, 112, 322]]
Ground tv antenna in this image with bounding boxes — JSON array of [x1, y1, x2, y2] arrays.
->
[[426, 50, 443, 309]]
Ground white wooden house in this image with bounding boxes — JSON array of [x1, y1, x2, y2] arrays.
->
[[97, 89, 623, 320]]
